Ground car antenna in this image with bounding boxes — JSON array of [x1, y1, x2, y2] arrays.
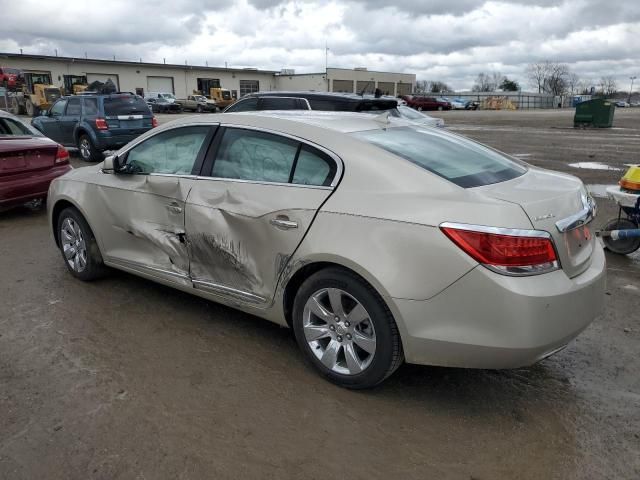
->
[[359, 80, 373, 97]]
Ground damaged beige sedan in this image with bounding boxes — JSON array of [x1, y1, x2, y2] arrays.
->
[[48, 111, 606, 388]]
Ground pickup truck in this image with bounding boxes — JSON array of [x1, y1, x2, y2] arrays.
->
[[176, 95, 218, 112]]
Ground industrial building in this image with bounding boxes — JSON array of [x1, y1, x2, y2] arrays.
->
[[0, 52, 416, 98]]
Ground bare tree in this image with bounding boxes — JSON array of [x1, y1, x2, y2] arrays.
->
[[598, 76, 617, 96], [428, 80, 451, 93], [526, 61, 570, 95], [414, 80, 429, 94], [567, 72, 580, 95], [472, 72, 501, 92]]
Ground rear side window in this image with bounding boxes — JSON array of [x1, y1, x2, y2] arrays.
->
[[259, 97, 302, 110], [83, 98, 99, 116], [65, 98, 81, 116], [212, 128, 298, 183], [225, 98, 258, 112], [356, 100, 398, 112], [104, 96, 149, 116], [292, 146, 335, 186], [307, 98, 348, 111], [351, 126, 526, 188]]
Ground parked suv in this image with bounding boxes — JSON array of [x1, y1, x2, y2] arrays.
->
[[224, 91, 398, 113], [0, 67, 25, 90], [32, 93, 156, 161], [402, 95, 452, 111]]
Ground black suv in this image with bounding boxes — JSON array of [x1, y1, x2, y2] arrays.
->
[[32, 93, 156, 161], [224, 91, 398, 113]]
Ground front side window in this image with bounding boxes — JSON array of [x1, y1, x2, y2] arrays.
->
[[65, 98, 81, 116], [212, 129, 298, 183], [50, 100, 67, 116], [225, 98, 258, 113], [123, 126, 210, 175], [351, 126, 526, 188]]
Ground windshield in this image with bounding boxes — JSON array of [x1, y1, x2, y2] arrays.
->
[[194, 95, 206, 101], [160, 93, 176, 99], [351, 126, 526, 188], [4, 68, 22, 75], [104, 96, 150, 115]]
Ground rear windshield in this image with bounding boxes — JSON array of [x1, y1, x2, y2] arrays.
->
[[351, 126, 526, 188], [103, 96, 150, 116]]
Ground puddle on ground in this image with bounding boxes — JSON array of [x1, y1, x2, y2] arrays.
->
[[569, 162, 622, 171], [586, 184, 616, 198]]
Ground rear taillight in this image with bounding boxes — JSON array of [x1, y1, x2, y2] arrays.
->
[[55, 145, 70, 165], [95, 118, 108, 130], [152, 117, 159, 128], [440, 223, 559, 276]]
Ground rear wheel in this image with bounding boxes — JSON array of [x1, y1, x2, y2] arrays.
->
[[292, 268, 403, 389], [602, 218, 640, 254], [196, 105, 203, 113], [437, 106, 443, 111], [78, 134, 103, 162], [57, 208, 107, 281], [417, 106, 423, 111], [8, 96, 20, 115], [25, 99, 35, 117]]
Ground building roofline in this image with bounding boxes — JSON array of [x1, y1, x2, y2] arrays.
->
[[327, 67, 416, 77], [0, 52, 279, 75]]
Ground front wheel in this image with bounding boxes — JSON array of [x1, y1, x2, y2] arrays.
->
[[57, 208, 108, 281], [602, 218, 640, 254], [77, 134, 103, 162], [292, 268, 403, 389], [196, 105, 203, 113], [437, 106, 443, 111]]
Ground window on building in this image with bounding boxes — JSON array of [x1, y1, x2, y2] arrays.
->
[[197, 78, 221, 94], [239, 80, 260, 97]]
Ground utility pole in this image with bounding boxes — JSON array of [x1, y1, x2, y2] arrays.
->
[[629, 76, 636, 103], [325, 42, 330, 92]]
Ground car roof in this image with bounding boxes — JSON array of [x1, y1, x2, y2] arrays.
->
[[162, 110, 415, 134], [246, 91, 396, 103]]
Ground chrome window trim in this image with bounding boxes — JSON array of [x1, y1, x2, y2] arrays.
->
[[192, 279, 267, 304], [194, 175, 332, 190], [439, 222, 552, 239], [216, 123, 343, 188]]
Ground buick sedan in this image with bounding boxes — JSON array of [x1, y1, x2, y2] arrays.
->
[[47, 111, 606, 388]]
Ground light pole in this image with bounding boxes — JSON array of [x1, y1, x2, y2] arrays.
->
[[629, 76, 636, 103]]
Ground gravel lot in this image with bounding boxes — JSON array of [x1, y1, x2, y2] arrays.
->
[[1, 109, 639, 479]]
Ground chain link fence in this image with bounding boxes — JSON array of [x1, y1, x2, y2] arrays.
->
[[450, 92, 559, 109]]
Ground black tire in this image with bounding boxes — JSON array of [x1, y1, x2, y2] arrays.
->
[[77, 134, 103, 162], [196, 105, 203, 113], [292, 267, 404, 389], [437, 106, 443, 111], [56, 207, 108, 281], [602, 218, 640, 255]]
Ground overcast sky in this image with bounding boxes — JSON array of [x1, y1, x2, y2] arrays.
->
[[0, 0, 638, 90]]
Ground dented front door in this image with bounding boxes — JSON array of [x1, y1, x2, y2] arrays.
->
[[92, 125, 215, 286], [95, 174, 195, 286]]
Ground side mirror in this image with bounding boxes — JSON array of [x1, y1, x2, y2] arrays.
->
[[102, 155, 115, 172], [40, 110, 49, 116]]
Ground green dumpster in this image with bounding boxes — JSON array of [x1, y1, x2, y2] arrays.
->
[[574, 98, 615, 128]]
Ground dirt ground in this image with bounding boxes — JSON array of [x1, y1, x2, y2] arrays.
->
[[1, 109, 639, 479]]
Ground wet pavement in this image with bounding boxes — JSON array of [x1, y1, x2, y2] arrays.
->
[[1, 109, 639, 479]]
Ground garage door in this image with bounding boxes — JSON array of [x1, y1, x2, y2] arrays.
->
[[147, 76, 175, 94], [332, 80, 353, 93], [396, 83, 412, 96], [377, 82, 394, 95], [86, 73, 120, 90], [356, 81, 375, 95]]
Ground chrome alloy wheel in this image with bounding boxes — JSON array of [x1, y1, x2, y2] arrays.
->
[[303, 288, 377, 375], [79, 138, 91, 160], [60, 218, 87, 272]]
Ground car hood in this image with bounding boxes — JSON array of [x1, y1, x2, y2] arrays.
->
[[473, 167, 597, 278]]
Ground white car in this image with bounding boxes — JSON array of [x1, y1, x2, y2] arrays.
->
[[145, 92, 177, 103], [47, 111, 605, 388]]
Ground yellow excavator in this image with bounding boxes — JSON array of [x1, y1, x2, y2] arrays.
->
[[209, 87, 235, 109], [7, 72, 62, 117]]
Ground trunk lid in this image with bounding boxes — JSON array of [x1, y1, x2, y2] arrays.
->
[[474, 168, 596, 278], [0, 137, 58, 175]]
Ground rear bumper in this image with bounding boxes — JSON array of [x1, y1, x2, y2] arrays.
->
[[94, 130, 151, 150], [0, 164, 72, 207], [393, 244, 606, 369]]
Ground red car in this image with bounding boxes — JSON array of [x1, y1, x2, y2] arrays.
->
[[402, 95, 452, 111], [0, 110, 71, 209], [0, 67, 24, 90]]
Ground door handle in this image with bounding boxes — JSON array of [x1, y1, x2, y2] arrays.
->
[[270, 216, 298, 230], [165, 202, 183, 214]]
